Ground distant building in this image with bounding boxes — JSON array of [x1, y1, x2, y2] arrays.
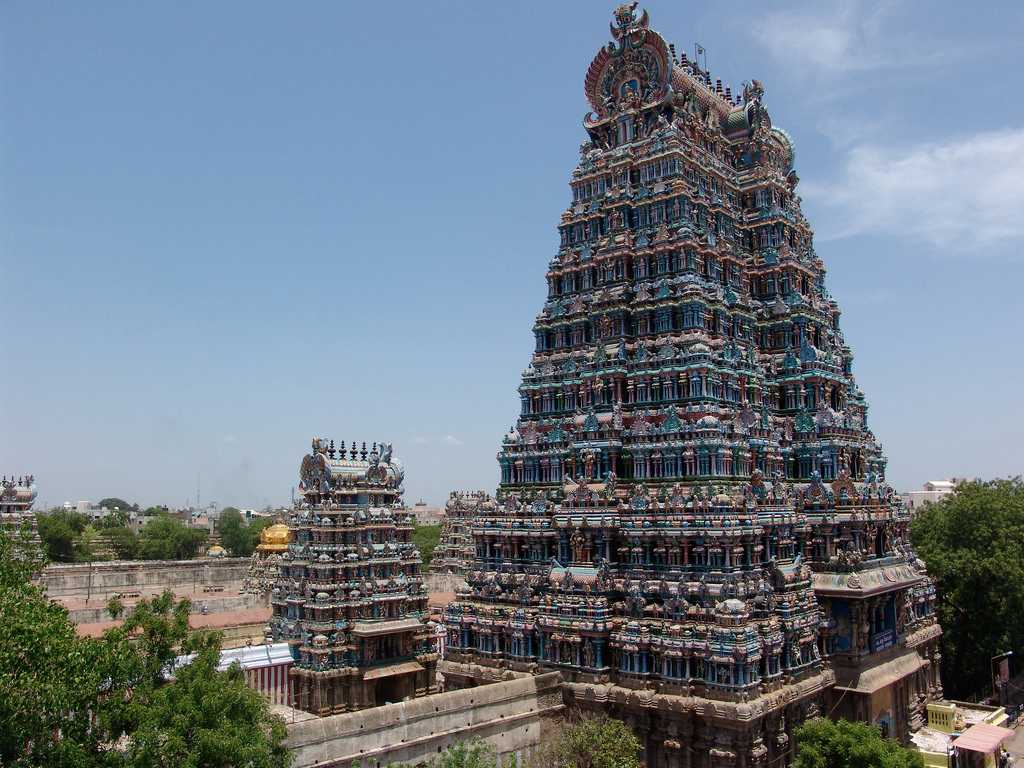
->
[[409, 499, 443, 525], [63, 500, 108, 521], [910, 700, 1012, 766], [904, 480, 958, 511], [243, 508, 279, 523]]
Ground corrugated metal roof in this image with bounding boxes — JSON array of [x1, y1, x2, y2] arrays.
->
[[168, 642, 292, 678], [952, 723, 1014, 754]]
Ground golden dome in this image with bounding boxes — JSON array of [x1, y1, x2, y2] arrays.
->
[[258, 523, 291, 552]]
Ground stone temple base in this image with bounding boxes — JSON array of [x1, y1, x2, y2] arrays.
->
[[292, 653, 439, 717], [441, 659, 835, 768]]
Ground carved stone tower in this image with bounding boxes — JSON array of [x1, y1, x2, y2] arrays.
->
[[442, 5, 941, 764]]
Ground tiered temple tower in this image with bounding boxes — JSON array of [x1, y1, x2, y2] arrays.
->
[[1, 475, 39, 544], [442, 6, 941, 764], [270, 439, 438, 715], [430, 491, 494, 577]]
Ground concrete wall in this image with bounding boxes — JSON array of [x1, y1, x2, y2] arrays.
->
[[40, 558, 250, 599], [286, 672, 564, 768]]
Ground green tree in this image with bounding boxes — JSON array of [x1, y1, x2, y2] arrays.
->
[[124, 639, 290, 768], [0, 532, 111, 765], [77, 523, 103, 562], [431, 741, 498, 768], [93, 499, 134, 529], [393, 740, 498, 768], [105, 525, 139, 559], [36, 509, 91, 562], [99, 508, 131, 529], [0, 529, 290, 768], [793, 718, 923, 768], [107, 596, 125, 620], [36, 511, 78, 562], [413, 523, 442, 569], [98, 497, 137, 513], [910, 477, 1024, 698], [138, 515, 207, 560], [218, 508, 252, 557], [526, 714, 641, 768]]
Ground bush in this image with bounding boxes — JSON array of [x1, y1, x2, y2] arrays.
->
[[793, 718, 923, 768], [526, 713, 641, 768]]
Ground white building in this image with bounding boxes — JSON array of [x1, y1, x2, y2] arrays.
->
[[63, 500, 108, 521], [904, 480, 958, 512]]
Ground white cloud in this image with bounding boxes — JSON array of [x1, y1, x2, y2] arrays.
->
[[753, 2, 893, 74], [442, 435, 464, 447], [803, 129, 1024, 249], [751, 1, 966, 80]]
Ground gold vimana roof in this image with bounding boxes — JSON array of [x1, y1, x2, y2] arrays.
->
[[258, 522, 291, 552]]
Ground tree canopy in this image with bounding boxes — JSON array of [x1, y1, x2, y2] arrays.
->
[[217, 510, 276, 558], [37, 509, 91, 562], [398, 715, 640, 768], [414, 740, 498, 768], [911, 477, 1024, 698], [137, 514, 208, 560], [528, 714, 642, 768], [793, 718, 923, 768], [218, 508, 252, 557], [98, 497, 138, 513], [105, 525, 140, 559], [99, 508, 131, 529], [0, 530, 290, 768], [413, 523, 442, 569]]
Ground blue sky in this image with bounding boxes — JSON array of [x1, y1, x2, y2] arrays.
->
[[2, 1, 1022, 510]]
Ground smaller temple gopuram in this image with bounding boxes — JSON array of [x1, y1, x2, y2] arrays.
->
[[269, 439, 438, 715], [0, 475, 39, 544], [430, 491, 493, 577], [242, 521, 291, 596]]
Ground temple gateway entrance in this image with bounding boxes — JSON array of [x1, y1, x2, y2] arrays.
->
[[373, 673, 412, 706]]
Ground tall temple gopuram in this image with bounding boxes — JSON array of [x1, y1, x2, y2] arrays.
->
[[430, 491, 494, 577], [442, 6, 941, 765], [269, 439, 438, 715], [0, 475, 39, 543]]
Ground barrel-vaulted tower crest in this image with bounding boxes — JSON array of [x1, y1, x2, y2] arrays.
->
[[443, 7, 942, 765], [586, 2, 671, 120]]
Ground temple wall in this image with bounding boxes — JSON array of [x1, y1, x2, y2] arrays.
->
[[285, 672, 564, 768], [40, 557, 250, 599], [65, 592, 262, 624], [424, 572, 467, 594]]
